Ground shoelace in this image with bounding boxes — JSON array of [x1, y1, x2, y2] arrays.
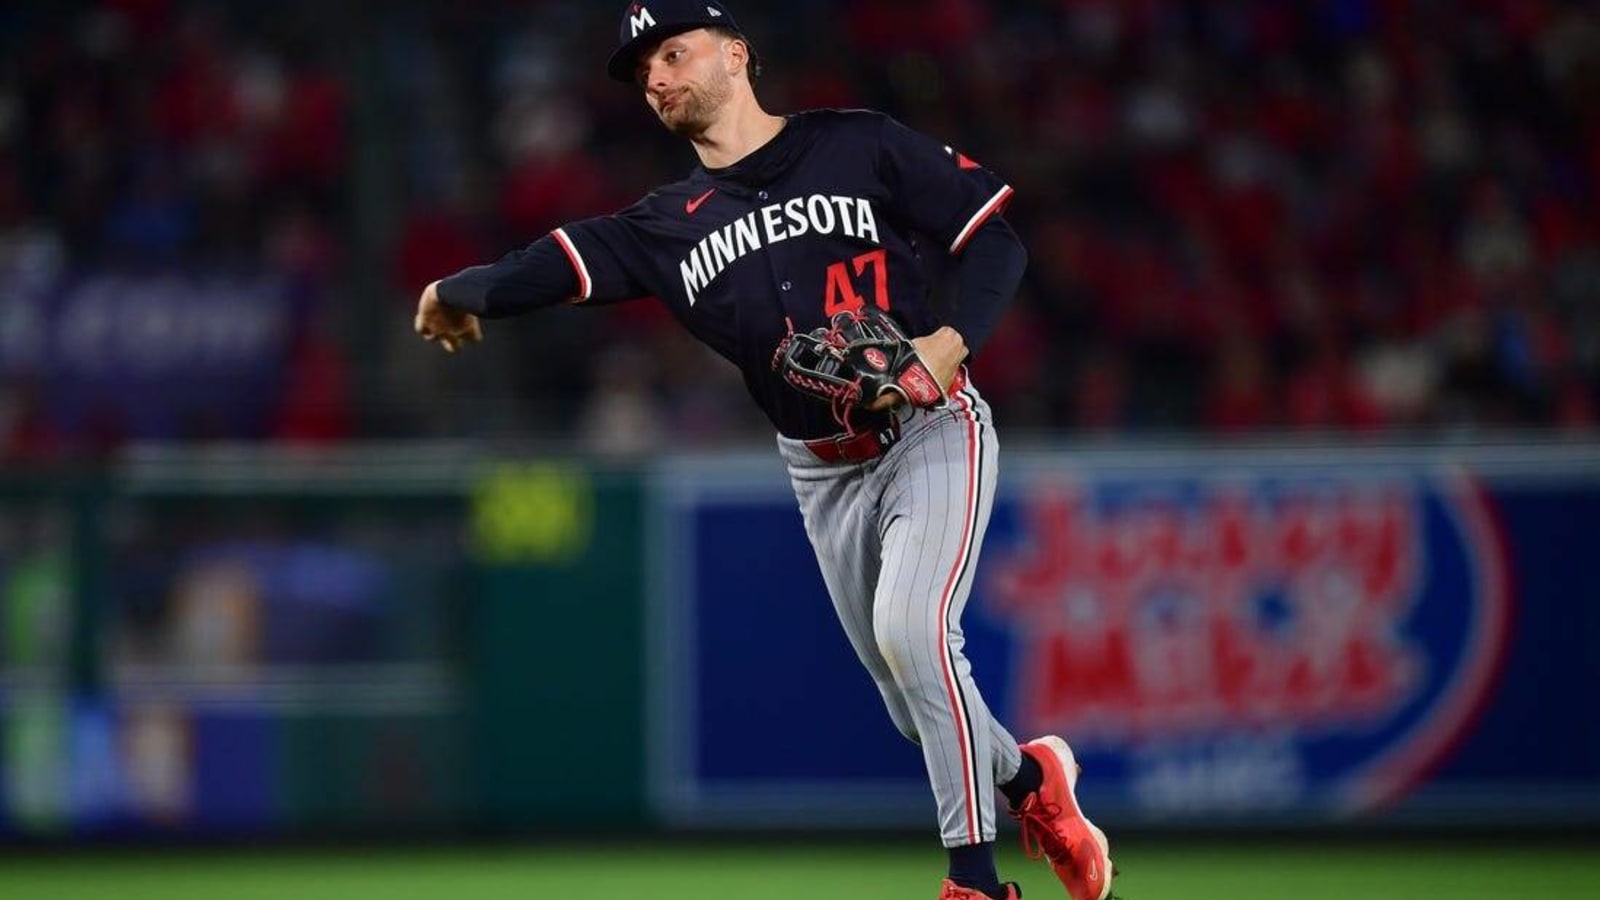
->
[[1013, 795, 1073, 865], [1016, 801, 1125, 900]]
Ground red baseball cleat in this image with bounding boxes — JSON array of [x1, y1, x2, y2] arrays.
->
[[939, 879, 1023, 899], [1012, 737, 1114, 900]]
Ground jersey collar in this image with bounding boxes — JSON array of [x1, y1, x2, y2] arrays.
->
[[695, 113, 808, 187]]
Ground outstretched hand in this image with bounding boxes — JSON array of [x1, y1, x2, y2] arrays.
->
[[414, 280, 483, 354], [868, 326, 967, 412]]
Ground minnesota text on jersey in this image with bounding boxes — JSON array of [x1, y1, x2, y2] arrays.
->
[[679, 194, 881, 305]]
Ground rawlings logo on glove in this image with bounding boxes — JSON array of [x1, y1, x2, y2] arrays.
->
[[773, 307, 945, 431]]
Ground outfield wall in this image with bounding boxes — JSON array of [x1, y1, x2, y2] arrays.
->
[[649, 443, 1600, 830], [0, 441, 1595, 839]]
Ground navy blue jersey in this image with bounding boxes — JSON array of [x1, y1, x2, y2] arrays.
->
[[440, 109, 1020, 440], [553, 109, 1013, 439]]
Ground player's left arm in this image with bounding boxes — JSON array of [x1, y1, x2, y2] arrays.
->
[[873, 115, 1029, 403], [912, 217, 1027, 390]]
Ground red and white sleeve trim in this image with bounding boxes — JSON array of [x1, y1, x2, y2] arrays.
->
[[948, 185, 1015, 255], [551, 228, 592, 303]]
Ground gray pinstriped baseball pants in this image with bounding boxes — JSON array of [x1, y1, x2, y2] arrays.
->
[[778, 381, 1023, 847]]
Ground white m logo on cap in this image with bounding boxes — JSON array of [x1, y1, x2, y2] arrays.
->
[[630, 6, 656, 37]]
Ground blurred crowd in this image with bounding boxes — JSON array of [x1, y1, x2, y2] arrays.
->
[[3, 0, 1600, 456], [0, 0, 350, 455]]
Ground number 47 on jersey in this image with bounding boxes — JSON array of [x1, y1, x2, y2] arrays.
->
[[823, 248, 889, 315]]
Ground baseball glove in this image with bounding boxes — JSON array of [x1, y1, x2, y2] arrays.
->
[[772, 306, 945, 430]]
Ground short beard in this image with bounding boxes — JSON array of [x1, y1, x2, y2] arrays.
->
[[662, 65, 734, 137]]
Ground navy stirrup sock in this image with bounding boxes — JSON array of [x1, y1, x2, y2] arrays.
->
[[1000, 751, 1044, 809], [948, 841, 1006, 898]]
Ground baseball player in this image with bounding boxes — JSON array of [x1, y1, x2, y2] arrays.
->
[[413, 3, 1113, 898]]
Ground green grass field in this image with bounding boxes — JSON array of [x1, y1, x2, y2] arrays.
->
[[2, 840, 1596, 899]]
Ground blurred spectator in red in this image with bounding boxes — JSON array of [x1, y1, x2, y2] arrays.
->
[[6, 0, 1600, 447]]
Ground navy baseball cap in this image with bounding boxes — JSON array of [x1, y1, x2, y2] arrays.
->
[[606, 0, 744, 83]]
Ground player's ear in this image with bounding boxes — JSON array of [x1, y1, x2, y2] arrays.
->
[[722, 36, 749, 79]]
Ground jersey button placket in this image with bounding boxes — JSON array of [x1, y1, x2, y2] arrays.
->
[[757, 187, 799, 320]]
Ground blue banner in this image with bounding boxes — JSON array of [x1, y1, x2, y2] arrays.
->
[[0, 270, 299, 441], [648, 445, 1600, 828]]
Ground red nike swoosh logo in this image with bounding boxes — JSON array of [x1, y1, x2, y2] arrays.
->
[[686, 188, 716, 215]]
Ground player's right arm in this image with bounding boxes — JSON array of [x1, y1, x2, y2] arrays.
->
[[414, 214, 652, 353]]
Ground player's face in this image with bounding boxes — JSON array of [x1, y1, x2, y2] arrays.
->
[[636, 30, 736, 136]]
